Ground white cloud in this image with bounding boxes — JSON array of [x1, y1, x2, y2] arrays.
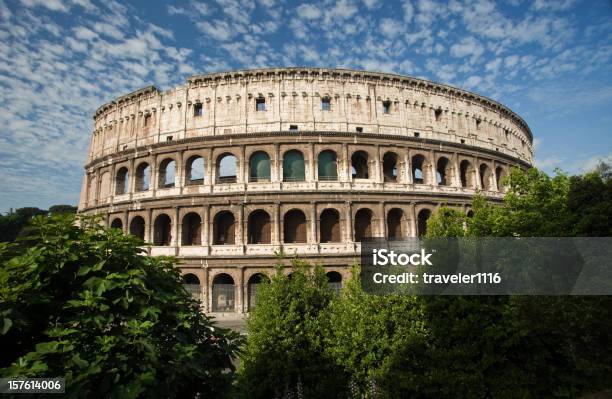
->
[[403, 0, 414, 22], [380, 18, 404, 38], [19, 0, 68, 12], [297, 4, 321, 20], [450, 36, 484, 63]]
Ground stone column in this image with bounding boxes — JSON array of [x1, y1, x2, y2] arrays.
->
[[203, 204, 210, 247], [308, 142, 315, 182], [273, 202, 281, 244], [429, 149, 436, 185], [172, 206, 179, 247], [176, 150, 184, 192], [379, 202, 386, 238], [146, 208, 153, 243], [409, 203, 417, 237], [345, 201, 353, 242], [404, 150, 412, 184], [309, 202, 317, 244], [273, 143, 280, 182], [239, 145, 246, 184], [342, 143, 349, 182], [237, 203, 244, 246], [452, 152, 461, 187], [205, 148, 213, 186]]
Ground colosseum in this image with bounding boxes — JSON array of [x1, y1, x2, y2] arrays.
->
[[78, 67, 534, 315]]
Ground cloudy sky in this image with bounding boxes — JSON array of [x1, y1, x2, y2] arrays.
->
[[0, 0, 611, 212]]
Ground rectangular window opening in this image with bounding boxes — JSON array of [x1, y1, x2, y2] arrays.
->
[[356, 126, 363, 133], [383, 100, 391, 114], [193, 103, 203, 117], [166, 136, 173, 141], [435, 108, 442, 121], [321, 98, 331, 111], [414, 132, 420, 138], [143, 114, 151, 126], [256, 97, 266, 111], [460, 139, 465, 144], [289, 125, 298, 131]]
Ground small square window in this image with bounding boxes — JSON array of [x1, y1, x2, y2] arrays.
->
[[143, 114, 151, 126], [256, 97, 266, 111], [460, 139, 465, 144], [321, 98, 331, 111], [434, 108, 442, 121], [289, 125, 298, 131], [166, 136, 173, 141], [194, 103, 203, 117], [414, 132, 420, 137], [356, 126, 363, 133], [383, 100, 391, 114], [476, 119, 481, 130]]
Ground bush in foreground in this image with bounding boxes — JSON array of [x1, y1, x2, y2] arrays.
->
[[0, 215, 241, 398]]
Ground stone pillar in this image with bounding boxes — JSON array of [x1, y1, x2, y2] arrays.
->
[[342, 143, 349, 182], [345, 201, 353, 242], [151, 154, 159, 195], [273, 143, 280, 182], [309, 202, 317, 244], [410, 203, 417, 237], [123, 209, 128, 234], [203, 204, 210, 247], [405, 150, 412, 184], [379, 202, 386, 238], [375, 145, 383, 183], [172, 206, 179, 247], [109, 163, 117, 204], [237, 267, 245, 314], [273, 202, 281, 244], [146, 208, 153, 243], [452, 152, 461, 187], [239, 145, 246, 184], [205, 148, 213, 185], [237, 203, 244, 246], [176, 150, 184, 192], [429, 149, 436, 185], [308, 142, 315, 182]]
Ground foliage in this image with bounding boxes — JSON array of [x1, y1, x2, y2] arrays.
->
[[0, 205, 77, 243], [237, 259, 349, 398], [0, 214, 241, 398]]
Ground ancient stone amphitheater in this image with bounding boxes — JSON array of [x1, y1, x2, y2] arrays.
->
[[78, 67, 533, 315]]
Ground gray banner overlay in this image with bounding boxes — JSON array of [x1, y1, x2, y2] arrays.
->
[[360, 238, 612, 295]]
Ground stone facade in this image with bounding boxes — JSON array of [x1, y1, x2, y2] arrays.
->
[[78, 67, 533, 315]]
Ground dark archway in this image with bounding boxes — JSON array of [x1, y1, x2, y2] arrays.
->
[[115, 167, 128, 195], [383, 152, 398, 182], [153, 214, 172, 246], [351, 151, 369, 179], [436, 157, 452, 186], [460, 160, 475, 188], [318, 150, 338, 181], [495, 166, 507, 192], [135, 162, 150, 191], [480, 164, 492, 190], [412, 154, 426, 184], [248, 210, 271, 244], [320, 208, 341, 243], [354, 208, 373, 242], [417, 209, 431, 237], [129, 216, 145, 240], [284, 209, 307, 243], [283, 150, 305, 182], [213, 211, 235, 245], [181, 212, 202, 245], [183, 273, 201, 301], [387, 208, 404, 239], [110, 218, 123, 230], [212, 274, 235, 312], [249, 151, 271, 182]]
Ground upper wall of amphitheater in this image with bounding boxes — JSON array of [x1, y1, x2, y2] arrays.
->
[[89, 67, 533, 165]]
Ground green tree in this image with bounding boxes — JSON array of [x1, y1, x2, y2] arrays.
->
[[48, 204, 78, 215], [237, 259, 349, 398], [0, 207, 47, 242], [0, 214, 240, 398]]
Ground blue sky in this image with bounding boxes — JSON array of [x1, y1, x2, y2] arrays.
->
[[0, 0, 611, 212]]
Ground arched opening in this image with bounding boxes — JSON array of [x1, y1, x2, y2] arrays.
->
[[181, 212, 202, 246], [283, 150, 305, 182], [480, 164, 492, 190], [436, 157, 452, 186], [320, 208, 341, 243], [212, 274, 235, 312], [115, 167, 128, 195], [129, 216, 145, 240], [412, 154, 426, 184], [387, 208, 404, 239], [217, 153, 237, 183], [284, 209, 307, 243], [417, 209, 431, 237], [248, 210, 271, 244], [467, 210, 474, 218], [248, 273, 267, 311], [383, 152, 398, 182], [183, 273, 201, 301], [185, 156, 204, 185], [351, 151, 369, 179], [153, 214, 172, 246], [318, 150, 338, 181], [326, 271, 342, 295], [213, 211, 235, 245], [249, 151, 271, 182], [460, 160, 475, 188], [495, 166, 507, 192], [158, 158, 175, 189], [135, 162, 150, 191], [354, 208, 373, 242], [110, 218, 123, 230]]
